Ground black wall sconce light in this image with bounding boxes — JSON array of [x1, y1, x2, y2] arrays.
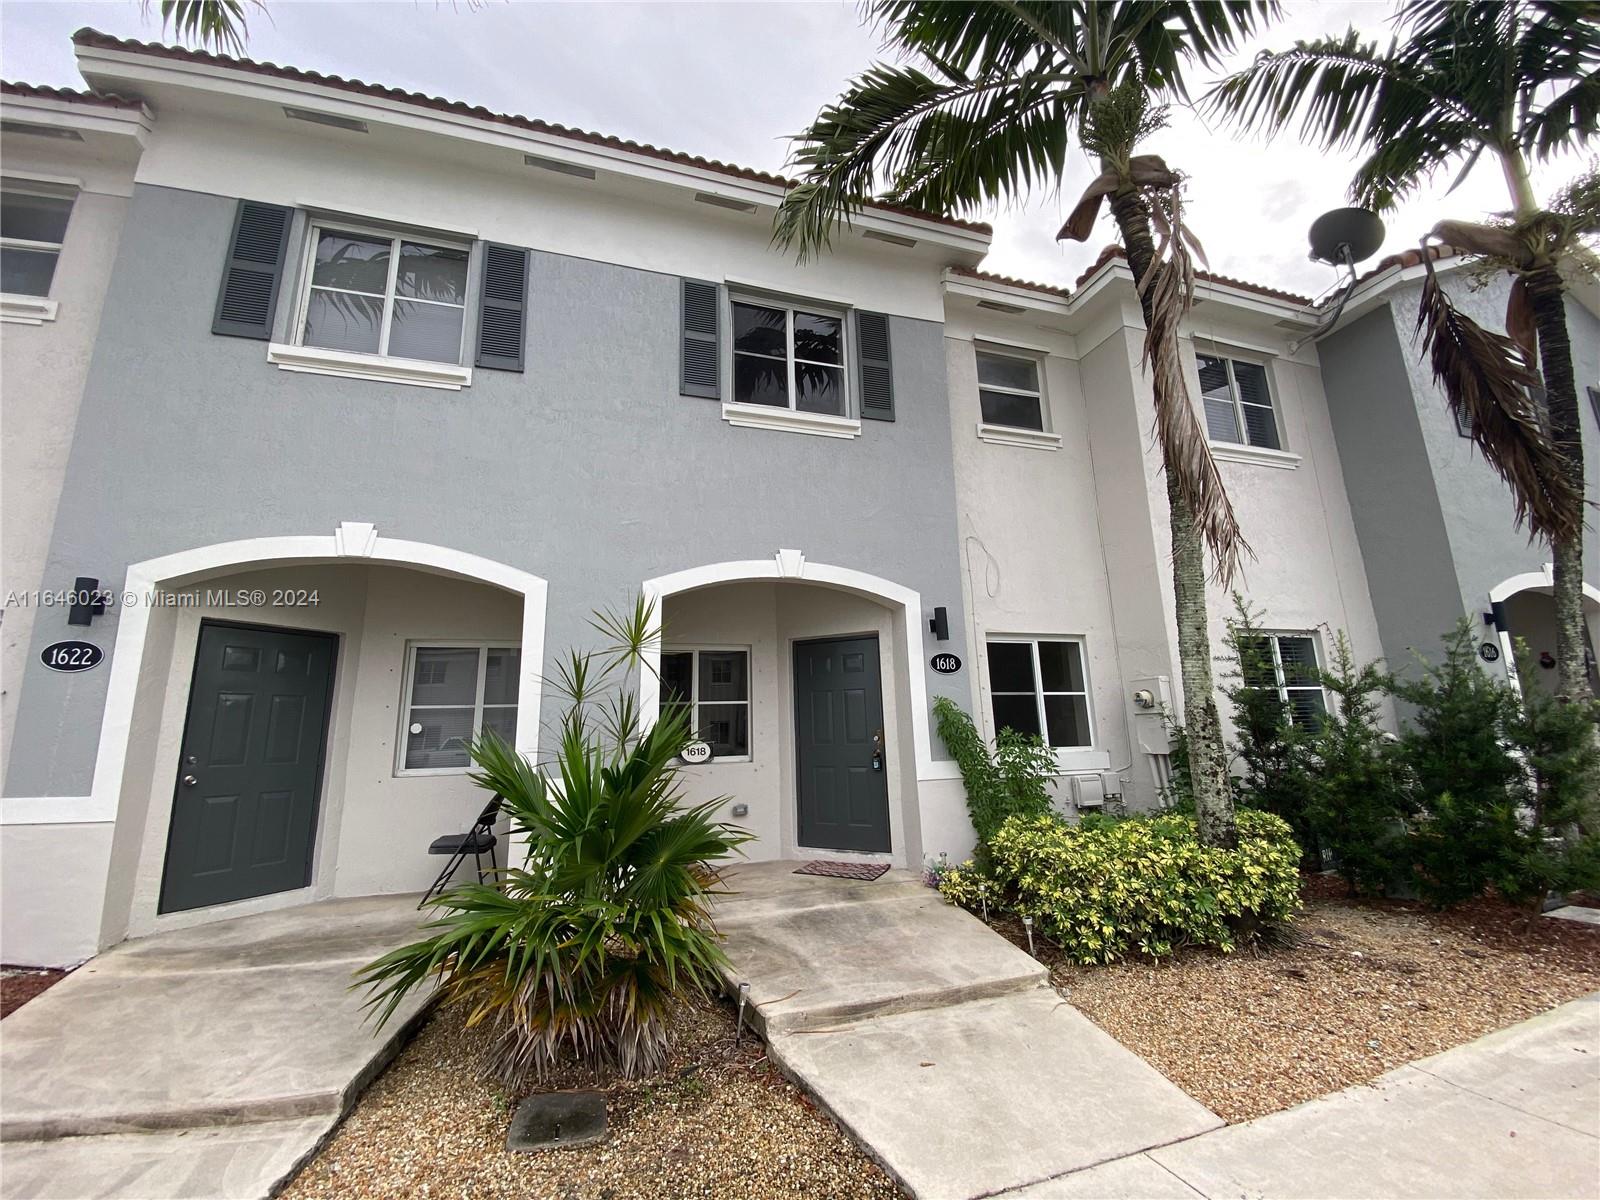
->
[[928, 606, 950, 642], [67, 577, 108, 627]]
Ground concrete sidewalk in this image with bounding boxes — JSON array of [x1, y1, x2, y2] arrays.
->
[[0, 896, 430, 1199], [1012, 993, 1599, 1199], [714, 862, 1224, 1200]]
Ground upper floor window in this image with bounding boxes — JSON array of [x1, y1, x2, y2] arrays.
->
[[976, 349, 1044, 431], [399, 643, 520, 773], [1199, 352, 1280, 450], [1, 180, 75, 298], [296, 223, 470, 364], [660, 647, 750, 759], [986, 637, 1092, 748], [731, 298, 848, 417], [1239, 632, 1326, 730]]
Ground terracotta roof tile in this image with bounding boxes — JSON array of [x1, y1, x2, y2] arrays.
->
[[1072, 244, 1313, 307], [1, 80, 144, 109], [69, 29, 991, 237], [948, 266, 1072, 299], [1352, 242, 1463, 286]]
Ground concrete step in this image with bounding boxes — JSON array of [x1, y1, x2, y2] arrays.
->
[[718, 885, 1046, 1035], [767, 988, 1224, 1200]]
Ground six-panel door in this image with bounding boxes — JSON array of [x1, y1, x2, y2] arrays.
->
[[793, 635, 891, 853], [158, 622, 337, 913]]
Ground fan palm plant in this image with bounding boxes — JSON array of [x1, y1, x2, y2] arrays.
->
[[1207, 0, 1598, 701], [775, 1, 1280, 848], [357, 598, 749, 1084]]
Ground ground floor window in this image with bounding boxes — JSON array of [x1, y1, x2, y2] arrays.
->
[[1239, 632, 1326, 729], [399, 643, 520, 772], [985, 637, 1092, 747], [660, 647, 750, 759]]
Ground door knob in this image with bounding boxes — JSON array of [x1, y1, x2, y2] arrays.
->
[[182, 775, 198, 787]]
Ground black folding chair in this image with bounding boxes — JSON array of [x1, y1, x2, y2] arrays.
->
[[418, 794, 503, 909]]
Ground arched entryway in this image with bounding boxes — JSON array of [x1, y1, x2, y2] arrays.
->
[[90, 523, 546, 946], [1487, 567, 1600, 696], [640, 550, 935, 868]]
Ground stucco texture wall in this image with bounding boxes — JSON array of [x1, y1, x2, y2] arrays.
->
[[5, 184, 969, 820]]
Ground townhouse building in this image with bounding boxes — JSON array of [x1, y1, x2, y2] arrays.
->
[[2, 32, 1593, 969]]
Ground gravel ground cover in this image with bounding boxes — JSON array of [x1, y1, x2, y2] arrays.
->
[[986, 875, 1600, 1123], [0, 966, 67, 1018], [283, 991, 902, 1199]]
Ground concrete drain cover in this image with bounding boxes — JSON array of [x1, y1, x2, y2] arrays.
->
[[507, 1090, 608, 1151]]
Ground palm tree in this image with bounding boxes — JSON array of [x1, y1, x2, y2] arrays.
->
[[775, 2, 1280, 848], [1207, 0, 1597, 701]]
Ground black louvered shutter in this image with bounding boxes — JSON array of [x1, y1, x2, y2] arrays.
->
[[212, 200, 292, 339], [680, 279, 720, 398], [856, 310, 894, 421], [476, 243, 529, 372]]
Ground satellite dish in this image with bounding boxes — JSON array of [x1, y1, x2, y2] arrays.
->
[[1308, 207, 1385, 267]]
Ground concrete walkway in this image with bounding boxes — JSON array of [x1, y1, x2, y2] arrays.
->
[[1020, 993, 1600, 1199], [714, 863, 1224, 1200], [0, 896, 429, 1199]]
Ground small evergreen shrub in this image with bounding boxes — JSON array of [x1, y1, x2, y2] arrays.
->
[[1308, 633, 1411, 895], [942, 809, 1300, 962], [1394, 622, 1524, 905], [933, 696, 1057, 844]]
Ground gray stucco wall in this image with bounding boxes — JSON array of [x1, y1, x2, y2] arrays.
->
[[1318, 306, 1463, 672], [1321, 275, 1600, 678], [6, 182, 969, 797], [1388, 275, 1600, 634]]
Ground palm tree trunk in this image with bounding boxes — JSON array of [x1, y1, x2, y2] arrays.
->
[[1107, 182, 1238, 847], [1525, 263, 1593, 703]]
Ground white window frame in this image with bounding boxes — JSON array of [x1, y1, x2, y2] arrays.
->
[[722, 292, 860, 439], [659, 644, 752, 763], [983, 635, 1095, 751], [1197, 347, 1287, 456], [1245, 631, 1328, 730], [395, 640, 520, 777], [289, 218, 472, 365], [974, 344, 1062, 450], [0, 178, 77, 322]]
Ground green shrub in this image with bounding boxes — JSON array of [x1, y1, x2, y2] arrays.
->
[[1223, 598, 1318, 857], [933, 696, 1056, 844], [1308, 633, 1411, 895], [943, 809, 1301, 962], [358, 598, 749, 1085], [1498, 648, 1600, 910], [1393, 622, 1524, 905]]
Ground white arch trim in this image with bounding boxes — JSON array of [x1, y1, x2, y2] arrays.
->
[[81, 522, 548, 825], [641, 550, 945, 781], [1488, 565, 1600, 607]]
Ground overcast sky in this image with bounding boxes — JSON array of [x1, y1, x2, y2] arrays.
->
[[2, 1, 1588, 298]]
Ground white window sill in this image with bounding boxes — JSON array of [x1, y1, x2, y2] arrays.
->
[[721, 402, 861, 440], [1210, 443, 1301, 470], [682, 755, 753, 765], [976, 422, 1062, 451], [393, 766, 472, 778], [267, 343, 473, 391], [1, 294, 58, 325]]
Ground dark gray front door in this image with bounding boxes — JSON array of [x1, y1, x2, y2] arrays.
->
[[159, 622, 336, 914], [794, 635, 891, 853]]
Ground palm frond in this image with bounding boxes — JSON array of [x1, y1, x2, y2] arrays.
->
[[1137, 183, 1248, 584], [1414, 255, 1583, 543], [144, 0, 261, 54]]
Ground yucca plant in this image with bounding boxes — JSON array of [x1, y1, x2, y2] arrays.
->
[[357, 598, 750, 1084]]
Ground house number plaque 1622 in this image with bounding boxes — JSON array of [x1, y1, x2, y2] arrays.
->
[[41, 640, 104, 673]]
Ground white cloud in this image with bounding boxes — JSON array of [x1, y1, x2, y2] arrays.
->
[[1, 0, 1586, 298]]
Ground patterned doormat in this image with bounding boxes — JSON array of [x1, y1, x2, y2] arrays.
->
[[794, 860, 891, 881]]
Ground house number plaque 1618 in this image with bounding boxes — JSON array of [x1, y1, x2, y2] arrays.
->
[[929, 653, 962, 674]]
